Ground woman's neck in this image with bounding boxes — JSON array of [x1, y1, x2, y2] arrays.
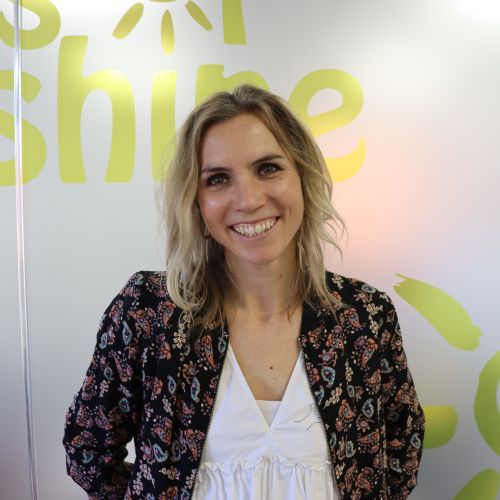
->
[[225, 258, 299, 322]]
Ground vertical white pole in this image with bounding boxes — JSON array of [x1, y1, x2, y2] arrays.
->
[[13, 1, 38, 499]]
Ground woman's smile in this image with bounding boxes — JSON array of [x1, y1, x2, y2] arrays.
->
[[231, 216, 279, 238]]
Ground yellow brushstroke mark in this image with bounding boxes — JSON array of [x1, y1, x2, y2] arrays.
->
[[161, 10, 175, 54], [186, 1, 213, 31], [454, 469, 500, 499], [474, 351, 500, 456], [113, 3, 144, 40], [422, 405, 458, 448], [222, 0, 246, 44], [394, 274, 482, 351]]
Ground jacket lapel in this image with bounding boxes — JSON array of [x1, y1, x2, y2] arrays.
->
[[299, 300, 348, 493], [174, 324, 229, 498]]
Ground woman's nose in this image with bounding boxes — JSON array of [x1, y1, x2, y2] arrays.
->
[[233, 176, 265, 212]]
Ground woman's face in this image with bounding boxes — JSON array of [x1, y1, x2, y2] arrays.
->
[[197, 113, 304, 272]]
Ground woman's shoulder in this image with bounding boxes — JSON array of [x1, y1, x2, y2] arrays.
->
[[324, 270, 395, 313], [118, 270, 174, 301], [102, 271, 182, 333]]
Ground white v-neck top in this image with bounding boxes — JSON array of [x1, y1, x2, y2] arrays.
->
[[192, 345, 340, 500], [255, 399, 280, 426]]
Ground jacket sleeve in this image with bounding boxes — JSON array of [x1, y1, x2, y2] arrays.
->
[[63, 273, 148, 499], [379, 297, 425, 499]]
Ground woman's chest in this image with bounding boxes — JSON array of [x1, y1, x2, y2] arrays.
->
[[229, 324, 302, 401]]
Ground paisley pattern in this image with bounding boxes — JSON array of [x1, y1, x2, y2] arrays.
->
[[63, 271, 424, 499]]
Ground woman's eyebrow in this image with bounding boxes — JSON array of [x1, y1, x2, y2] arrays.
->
[[250, 153, 286, 166], [200, 165, 230, 174], [200, 154, 286, 174]]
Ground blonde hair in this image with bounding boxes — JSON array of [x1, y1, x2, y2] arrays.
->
[[162, 85, 344, 336]]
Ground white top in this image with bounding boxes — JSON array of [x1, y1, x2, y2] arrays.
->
[[255, 399, 280, 426], [192, 344, 340, 500]]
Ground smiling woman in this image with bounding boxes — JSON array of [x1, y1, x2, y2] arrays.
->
[[162, 85, 344, 334], [63, 85, 425, 500]]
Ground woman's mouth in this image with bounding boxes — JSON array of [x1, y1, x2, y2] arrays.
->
[[231, 217, 278, 237]]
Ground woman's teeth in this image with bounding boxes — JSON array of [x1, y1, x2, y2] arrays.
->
[[232, 217, 277, 237]]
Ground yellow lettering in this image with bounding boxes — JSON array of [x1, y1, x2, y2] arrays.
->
[[289, 69, 365, 182], [195, 65, 267, 104], [151, 71, 177, 181], [58, 36, 136, 183], [0, 0, 60, 49], [0, 71, 46, 186]]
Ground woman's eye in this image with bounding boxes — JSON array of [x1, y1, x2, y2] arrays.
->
[[206, 174, 228, 186], [259, 163, 281, 175]]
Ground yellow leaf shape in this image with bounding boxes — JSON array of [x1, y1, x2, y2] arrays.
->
[[394, 274, 482, 351], [474, 350, 500, 456], [222, 0, 246, 44], [113, 3, 144, 40], [186, 0, 213, 31], [422, 405, 458, 448], [161, 10, 175, 54], [454, 469, 500, 499]]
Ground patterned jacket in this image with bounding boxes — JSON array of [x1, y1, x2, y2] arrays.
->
[[63, 271, 424, 499]]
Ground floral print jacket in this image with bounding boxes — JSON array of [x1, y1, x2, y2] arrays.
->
[[63, 271, 424, 500]]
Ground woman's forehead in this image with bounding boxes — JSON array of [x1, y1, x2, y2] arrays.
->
[[200, 115, 286, 164]]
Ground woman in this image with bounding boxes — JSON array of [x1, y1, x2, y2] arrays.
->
[[64, 85, 424, 499]]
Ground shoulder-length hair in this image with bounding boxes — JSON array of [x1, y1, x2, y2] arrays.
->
[[162, 84, 344, 336]]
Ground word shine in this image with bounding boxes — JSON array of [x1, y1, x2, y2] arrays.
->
[[1, 35, 364, 186]]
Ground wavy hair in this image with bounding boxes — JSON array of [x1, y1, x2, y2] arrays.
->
[[161, 84, 344, 336]]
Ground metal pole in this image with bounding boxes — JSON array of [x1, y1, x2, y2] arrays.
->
[[13, 1, 39, 498]]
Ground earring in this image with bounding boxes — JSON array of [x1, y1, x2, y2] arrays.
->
[[202, 226, 210, 239]]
